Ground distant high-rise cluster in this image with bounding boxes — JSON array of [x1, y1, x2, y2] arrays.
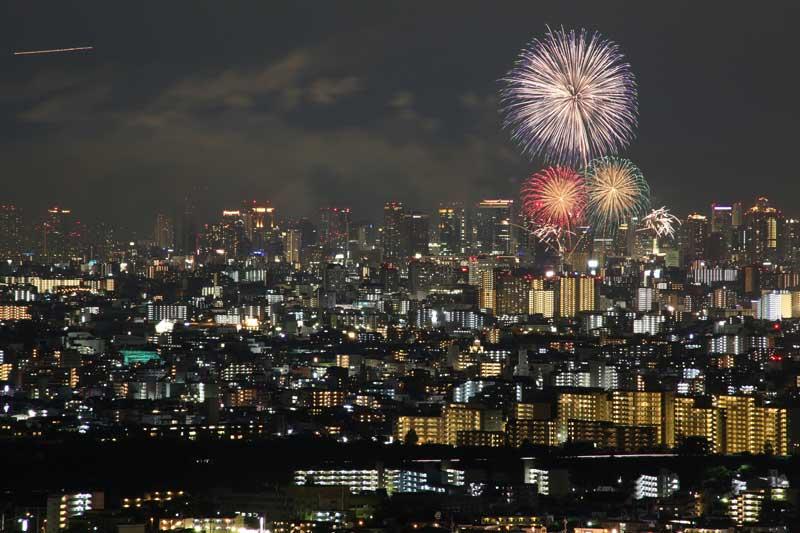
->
[[0, 193, 798, 530]]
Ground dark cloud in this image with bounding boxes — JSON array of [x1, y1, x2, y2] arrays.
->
[[1, 1, 799, 232]]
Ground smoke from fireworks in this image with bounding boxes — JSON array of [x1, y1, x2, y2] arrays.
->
[[500, 26, 638, 166], [521, 166, 586, 230], [584, 156, 650, 235], [639, 207, 680, 239]]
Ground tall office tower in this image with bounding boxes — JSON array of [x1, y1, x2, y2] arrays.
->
[[178, 194, 198, 255], [41, 206, 75, 262], [322, 263, 347, 298], [241, 201, 274, 251], [474, 199, 514, 255], [296, 217, 317, 247], [732, 202, 743, 227], [708, 204, 733, 263], [154, 214, 175, 249], [282, 228, 302, 267], [710, 204, 733, 233], [86, 221, 115, 263], [437, 203, 465, 255], [682, 213, 708, 266], [558, 274, 596, 318], [592, 236, 615, 266], [219, 209, 249, 258], [351, 221, 378, 249], [402, 212, 429, 257], [743, 197, 783, 264], [319, 207, 351, 260], [0, 205, 22, 259], [613, 221, 631, 257], [381, 201, 405, 261]]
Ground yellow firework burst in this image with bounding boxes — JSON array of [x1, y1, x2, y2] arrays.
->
[[584, 156, 650, 235]]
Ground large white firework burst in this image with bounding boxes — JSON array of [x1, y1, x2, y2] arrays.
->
[[639, 207, 680, 239], [500, 26, 638, 166]]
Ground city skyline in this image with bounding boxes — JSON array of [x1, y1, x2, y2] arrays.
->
[[3, 4, 800, 532]]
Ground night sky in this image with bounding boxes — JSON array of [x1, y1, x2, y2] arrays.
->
[[2, 1, 798, 231]]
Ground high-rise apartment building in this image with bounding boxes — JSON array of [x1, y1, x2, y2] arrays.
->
[[283, 228, 302, 267], [674, 397, 720, 453], [494, 271, 528, 315], [557, 391, 610, 441], [713, 395, 787, 455], [558, 274, 596, 317], [442, 403, 482, 446], [395, 415, 443, 444], [742, 197, 782, 264], [611, 391, 675, 447]]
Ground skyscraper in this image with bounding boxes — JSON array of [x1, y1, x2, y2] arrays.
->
[[241, 201, 274, 251], [282, 228, 302, 267], [707, 204, 733, 263], [402, 212, 429, 257], [381, 202, 405, 262], [710, 204, 733, 233], [41, 206, 75, 262], [154, 214, 175, 249], [682, 213, 708, 266], [212, 209, 249, 258], [178, 194, 198, 255], [437, 203, 465, 255], [0, 205, 22, 259], [474, 199, 514, 255], [319, 207, 351, 260], [783, 218, 800, 267]]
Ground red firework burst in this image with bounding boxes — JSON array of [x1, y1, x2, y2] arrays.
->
[[521, 166, 587, 229]]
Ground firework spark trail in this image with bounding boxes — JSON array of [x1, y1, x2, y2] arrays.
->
[[13, 46, 94, 56], [500, 26, 637, 166], [584, 156, 650, 235], [639, 207, 680, 239], [531, 223, 572, 254], [521, 166, 587, 231]]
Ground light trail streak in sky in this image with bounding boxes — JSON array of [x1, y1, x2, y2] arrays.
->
[[13, 46, 94, 56]]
